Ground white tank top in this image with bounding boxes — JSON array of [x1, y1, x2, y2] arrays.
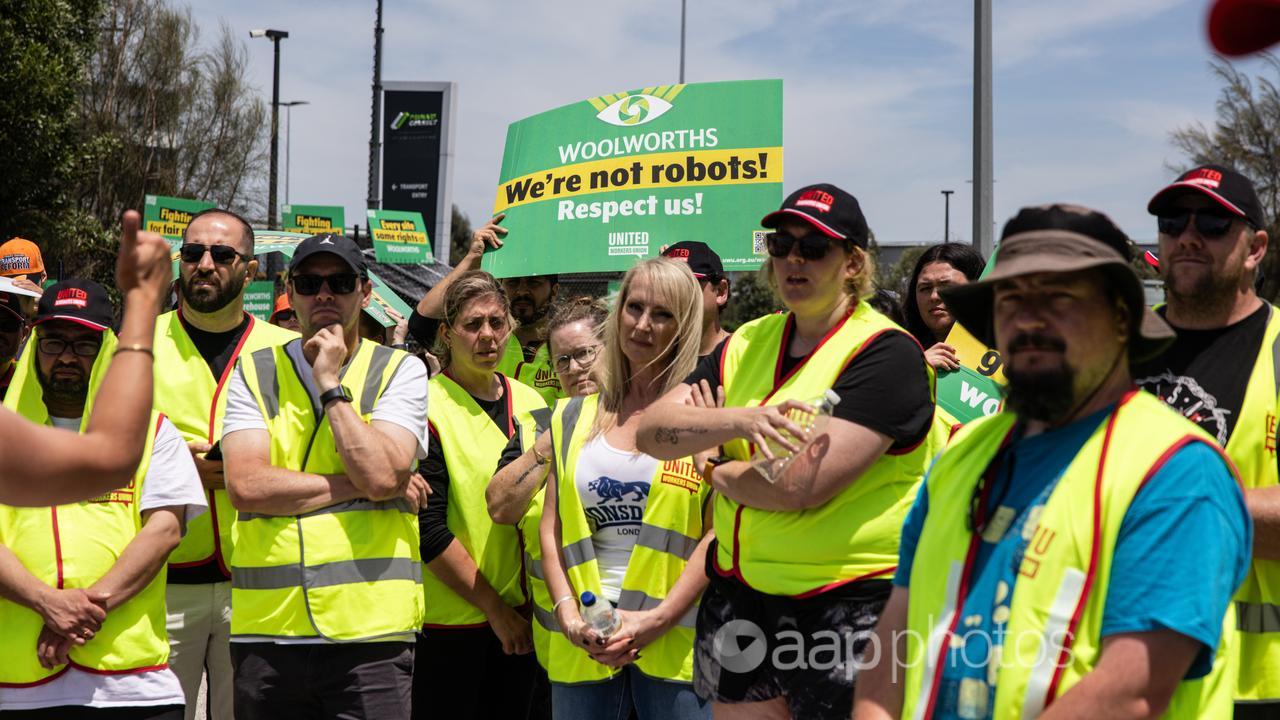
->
[[573, 434, 658, 603]]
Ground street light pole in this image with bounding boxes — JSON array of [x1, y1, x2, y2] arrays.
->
[[942, 190, 954, 242], [280, 101, 309, 205], [973, 0, 993, 257], [679, 0, 687, 83], [250, 28, 289, 229]]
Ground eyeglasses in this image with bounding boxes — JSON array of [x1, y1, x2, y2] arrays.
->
[[553, 344, 601, 373], [37, 337, 101, 357], [1156, 210, 1239, 239], [765, 231, 844, 261], [291, 273, 360, 296], [179, 243, 251, 265]]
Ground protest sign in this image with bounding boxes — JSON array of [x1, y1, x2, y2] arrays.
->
[[144, 195, 215, 248], [242, 281, 276, 322], [282, 204, 345, 235], [367, 209, 433, 265], [936, 322, 1006, 424], [483, 79, 783, 278]]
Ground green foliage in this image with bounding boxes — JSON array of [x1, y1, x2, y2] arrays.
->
[[878, 245, 929, 298], [1170, 54, 1280, 300], [721, 270, 783, 332], [449, 204, 473, 266]]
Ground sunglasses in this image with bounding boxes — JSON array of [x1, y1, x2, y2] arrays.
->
[[553, 344, 601, 373], [765, 231, 844, 261], [291, 273, 360, 296], [179, 243, 251, 265], [38, 337, 101, 357], [1156, 210, 1239, 239]]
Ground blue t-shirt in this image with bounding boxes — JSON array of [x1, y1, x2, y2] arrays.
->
[[894, 406, 1252, 720]]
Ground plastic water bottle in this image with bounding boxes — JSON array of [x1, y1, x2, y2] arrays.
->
[[579, 591, 621, 639], [750, 389, 841, 483]]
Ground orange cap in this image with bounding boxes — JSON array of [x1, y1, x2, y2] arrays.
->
[[0, 238, 44, 277], [270, 293, 292, 321]]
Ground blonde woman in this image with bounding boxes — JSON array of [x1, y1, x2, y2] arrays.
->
[[637, 184, 942, 720], [416, 271, 548, 719], [540, 259, 712, 720]]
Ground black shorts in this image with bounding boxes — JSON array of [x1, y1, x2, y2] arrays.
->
[[693, 550, 890, 720]]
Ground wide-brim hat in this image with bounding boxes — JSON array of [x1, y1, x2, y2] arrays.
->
[[940, 204, 1174, 363]]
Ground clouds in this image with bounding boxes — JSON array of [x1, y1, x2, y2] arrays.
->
[[191, 0, 1242, 259]]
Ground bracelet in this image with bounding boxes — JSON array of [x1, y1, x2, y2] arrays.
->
[[115, 344, 154, 358], [552, 595, 575, 613], [532, 445, 550, 466]]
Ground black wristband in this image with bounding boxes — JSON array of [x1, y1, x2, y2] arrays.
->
[[319, 385, 353, 409]]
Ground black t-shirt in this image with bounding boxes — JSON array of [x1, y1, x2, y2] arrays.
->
[[419, 390, 514, 563], [181, 314, 252, 381], [1134, 303, 1271, 447], [684, 329, 935, 450]]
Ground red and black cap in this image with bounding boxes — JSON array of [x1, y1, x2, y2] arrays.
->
[[1147, 164, 1265, 229], [661, 241, 724, 279], [35, 279, 113, 331], [288, 233, 368, 278], [1209, 0, 1280, 56], [761, 183, 871, 248]]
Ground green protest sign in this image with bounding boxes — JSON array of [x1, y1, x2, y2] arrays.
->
[[934, 252, 1006, 424], [282, 204, 345, 235], [367, 209, 433, 264], [482, 79, 783, 278], [144, 195, 215, 248], [242, 281, 276, 322]]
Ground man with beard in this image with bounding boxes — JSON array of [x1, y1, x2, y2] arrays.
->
[[855, 205, 1251, 719], [1135, 165, 1280, 718], [152, 208, 297, 720], [0, 279, 205, 717], [407, 213, 562, 404]]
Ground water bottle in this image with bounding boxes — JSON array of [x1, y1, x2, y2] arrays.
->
[[750, 389, 841, 483], [579, 591, 621, 639]]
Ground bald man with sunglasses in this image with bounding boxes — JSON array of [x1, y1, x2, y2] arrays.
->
[[1133, 164, 1280, 718]]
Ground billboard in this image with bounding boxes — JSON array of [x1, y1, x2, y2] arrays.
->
[[378, 81, 455, 263]]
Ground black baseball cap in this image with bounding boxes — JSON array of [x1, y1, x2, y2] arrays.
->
[[761, 183, 871, 248], [35, 279, 113, 332], [1147, 164, 1265, 229], [289, 234, 368, 278], [662, 241, 724, 279]]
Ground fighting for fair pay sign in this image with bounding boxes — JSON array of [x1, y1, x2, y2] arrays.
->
[[482, 79, 783, 277], [144, 195, 215, 248]]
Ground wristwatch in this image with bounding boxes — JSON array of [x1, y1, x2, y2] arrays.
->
[[319, 385, 353, 409], [702, 454, 732, 482]]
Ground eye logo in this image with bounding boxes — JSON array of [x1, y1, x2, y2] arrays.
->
[[597, 94, 671, 127]]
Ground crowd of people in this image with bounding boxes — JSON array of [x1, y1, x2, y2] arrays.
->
[[0, 166, 1274, 720]]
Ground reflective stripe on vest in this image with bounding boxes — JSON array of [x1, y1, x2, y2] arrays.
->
[[0, 330, 168, 685], [154, 310, 297, 574], [1221, 303, 1280, 701], [717, 303, 945, 596], [901, 390, 1239, 719], [422, 372, 546, 627], [548, 394, 707, 684], [232, 338, 424, 642]]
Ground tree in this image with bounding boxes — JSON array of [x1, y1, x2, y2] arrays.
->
[[1170, 54, 1280, 300], [721, 270, 783, 332], [449, 204, 472, 266]]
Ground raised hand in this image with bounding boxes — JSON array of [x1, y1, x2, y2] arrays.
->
[[115, 210, 172, 299], [305, 324, 348, 389], [469, 213, 508, 258]]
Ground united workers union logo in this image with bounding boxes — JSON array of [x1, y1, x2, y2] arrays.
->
[[713, 619, 768, 673], [591, 85, 684, 127]]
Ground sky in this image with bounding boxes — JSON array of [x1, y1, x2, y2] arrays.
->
[[190, 0, 1273, 255]]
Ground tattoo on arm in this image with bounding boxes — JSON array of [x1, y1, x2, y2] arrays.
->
[[654, 426, 708, 445], [513, 462, 541, 486]]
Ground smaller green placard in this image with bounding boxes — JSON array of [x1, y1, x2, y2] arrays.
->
[[283, 204, 345, 235], [936, 366, 1005, 424], [144, 195, 215, 248], [367, 209, 433, 264], [242, 281, 276, 322]]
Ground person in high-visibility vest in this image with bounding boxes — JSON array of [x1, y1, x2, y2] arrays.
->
[[1135, 165, 1280, 718], [0, 278, 206, 718], [487, 295, 610, 720], [660, 242, 731, 358], [854, 204, 1254, 720], [221, 233, 430, 719], [154, 208, 298, 720], [540, 258, 712, 720], [903, 243, 985, 374], [414, 271, 549, 718], [637, 184, 942, 720], [0, 211, 174, 507]]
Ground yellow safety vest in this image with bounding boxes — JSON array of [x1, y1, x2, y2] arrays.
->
[[232, 338, 424, 641], [902, 390, 1239, 719], [0, 329, 168, 685], [549, 393, 708, 684], [153, 310, 296, 576], [1219, 303, 1280, 702], [423, 372, 547, 626], [498, 334, 563, 406], [718, 303, 945, 596]]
